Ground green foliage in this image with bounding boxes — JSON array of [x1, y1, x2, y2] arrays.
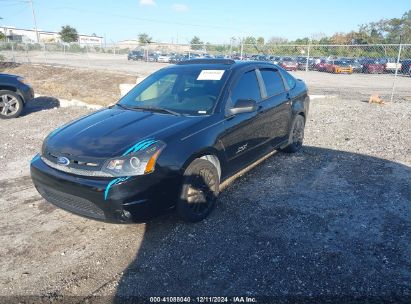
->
[[59, 25, 79, 43], [190, 36, 203, 50], [0, 32, 5, 41], [138, 33, 152, 45]]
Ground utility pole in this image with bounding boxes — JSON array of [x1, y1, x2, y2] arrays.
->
[[29, 0, 40, 43]]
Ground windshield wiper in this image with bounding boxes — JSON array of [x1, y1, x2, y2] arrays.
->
[[128, 106, 181, 116], [115, 103, 130, 110]]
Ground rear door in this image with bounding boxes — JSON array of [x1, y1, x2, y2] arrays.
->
[[256, 67, 292, 145]]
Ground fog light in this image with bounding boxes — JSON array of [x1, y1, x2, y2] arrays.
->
[[122, 210, 132, 220]]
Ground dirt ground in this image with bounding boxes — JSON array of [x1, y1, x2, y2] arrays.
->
[[0, 63, 136, 105], [0, 96, 410, 302]]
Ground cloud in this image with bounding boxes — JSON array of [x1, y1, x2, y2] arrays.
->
[[172, 3, 188, 12], [139, 0, 156, 6]]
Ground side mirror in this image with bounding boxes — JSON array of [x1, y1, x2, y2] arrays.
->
[[227, 99, 257, 116]]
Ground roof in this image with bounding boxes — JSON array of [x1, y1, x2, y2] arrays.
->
[[174, 59, 277, 70]]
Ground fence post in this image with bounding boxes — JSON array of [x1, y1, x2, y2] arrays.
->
[[11, 42, 15, 62], [305, 42, 311, 72], [43, 43, 47, 64], [390, 43, 403, 103]]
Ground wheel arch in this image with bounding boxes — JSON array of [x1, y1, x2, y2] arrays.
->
[[0, 87, 24, 102], [181, 147, 223, 180]]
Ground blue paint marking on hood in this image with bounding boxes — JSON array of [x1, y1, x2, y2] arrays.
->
[[122, 138, 157, 156], [104, 177, 131, 200]]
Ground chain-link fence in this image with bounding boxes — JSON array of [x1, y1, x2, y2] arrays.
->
[[1, 41, 410, 101]]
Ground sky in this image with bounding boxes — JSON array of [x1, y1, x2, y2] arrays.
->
[[0, 0, 409, 44]]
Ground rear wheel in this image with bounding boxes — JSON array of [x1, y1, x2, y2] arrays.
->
[[177, 158, 220, 222], [282, 115, 305, 153], [0, 90, 24, 119]]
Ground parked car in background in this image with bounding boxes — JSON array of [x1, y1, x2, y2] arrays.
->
[[147, 53, 158, 62], [30, 59, 309, 223], [296, 57, 316, 70], [0, 73, 34, 119], [400, 59, 411, 75], [380, 58, 402, 73], [360, 59, 385, 74], [269, 56, 281, 64], [314, 59, 329, 72], [170, 54, 184, 63], [326, 60, 353, 74], [343, 59, 362, 73], [127, 50, 145, 61], [157, 54, 171, 63], [279, 57, 298, 71]]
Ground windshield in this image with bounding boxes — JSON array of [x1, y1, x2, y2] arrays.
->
[[118, 66, 228, 115]]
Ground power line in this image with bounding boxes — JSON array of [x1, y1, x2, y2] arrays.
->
[[48, 6, 243, 32]]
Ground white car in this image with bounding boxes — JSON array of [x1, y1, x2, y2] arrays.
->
[[157, 55, 171, 63]]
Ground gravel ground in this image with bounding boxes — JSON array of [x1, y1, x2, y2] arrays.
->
[[0, 97, 410, 303]]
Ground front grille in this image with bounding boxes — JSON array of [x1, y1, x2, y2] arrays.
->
[[41, 156, 112, 177], [39, 186, 105, 220]]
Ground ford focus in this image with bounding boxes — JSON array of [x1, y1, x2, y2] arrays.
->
[[30, 59, 309, 223]]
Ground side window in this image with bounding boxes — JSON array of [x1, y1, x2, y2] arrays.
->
[[230, 70, 261, 104], [260, 69, 285, 96], [279, 69, 296, 90]]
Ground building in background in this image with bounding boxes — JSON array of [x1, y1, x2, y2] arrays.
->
[[117, 39, 191, 52], [0, 26, 103, 46]]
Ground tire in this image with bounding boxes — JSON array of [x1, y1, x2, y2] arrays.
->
[[282, 115, 305, 153], [177, 158, 220, 222], [0, 90, 24, 119]]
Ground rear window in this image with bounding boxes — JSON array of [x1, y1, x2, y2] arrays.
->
[[260, 69, 285, 97], [278, 69, 296, 90]]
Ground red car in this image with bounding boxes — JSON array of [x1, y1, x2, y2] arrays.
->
[[361, 59, 385, 74], [315, 59, 330, 72], [279, 57, 298, 71]]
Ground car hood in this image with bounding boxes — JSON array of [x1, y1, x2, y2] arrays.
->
[[0, 73, 19, 80], [46, 107, 204, 159]]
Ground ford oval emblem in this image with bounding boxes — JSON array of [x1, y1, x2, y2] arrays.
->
[[57, 156, 70, 166]]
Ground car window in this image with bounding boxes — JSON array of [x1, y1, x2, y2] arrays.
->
[[230, 70, 261, 103], [120, 67, 227, 115], [259, 69, 285, 96], [278, 69, 296, 90]]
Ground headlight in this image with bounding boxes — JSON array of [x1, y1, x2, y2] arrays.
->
[[102, 140, 166, 177]]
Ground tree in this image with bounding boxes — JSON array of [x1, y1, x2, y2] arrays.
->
[[267, 36, 288, 45], [138, 33, 152, 45], [256, 36, 265, 45], [0, 31, 5, 41], [59, 25, 79, 43], [190, 36, 203, 50]]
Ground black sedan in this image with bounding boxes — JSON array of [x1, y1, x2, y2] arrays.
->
[[0, 73, 34, 118], [127, 50, 144, 61], [30, 59, 310, 223]]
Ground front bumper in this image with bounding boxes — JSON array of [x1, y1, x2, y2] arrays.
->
[[30, 155, 180, 223]]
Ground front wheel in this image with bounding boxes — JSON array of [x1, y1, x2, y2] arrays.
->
[[177, 159, 220, 222], [0, 90, 24, 119], [281, 115, 305, 153]]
